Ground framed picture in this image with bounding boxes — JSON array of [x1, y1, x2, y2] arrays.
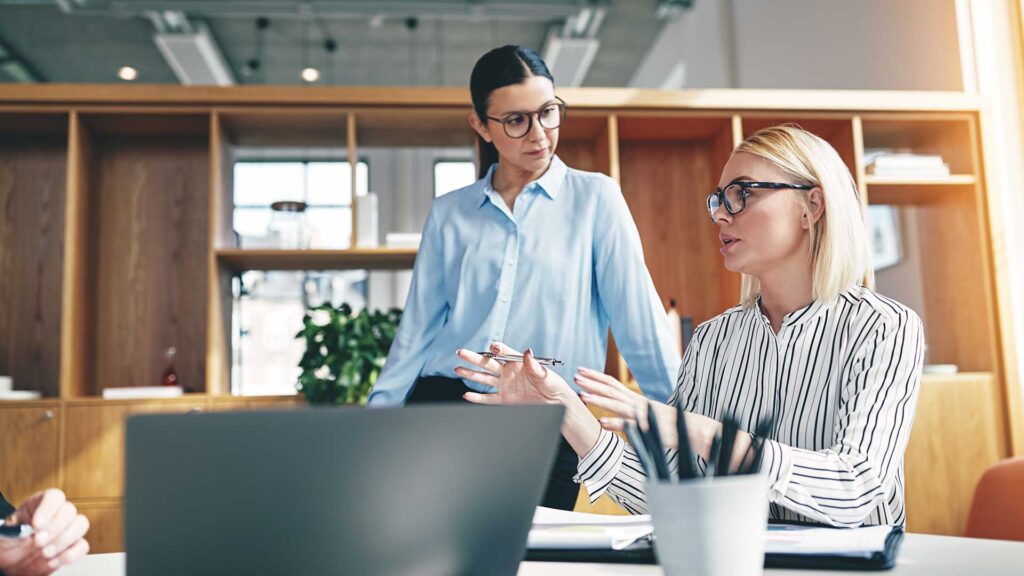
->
[[868, 205, 902, 271]]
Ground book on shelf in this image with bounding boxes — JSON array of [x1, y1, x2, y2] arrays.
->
[[384, 232, 421, 248], [102, 386, 184, 400], [864, 150, 951, 178]]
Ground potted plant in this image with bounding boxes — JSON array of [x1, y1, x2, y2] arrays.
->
[[296, 303, 402, 405]]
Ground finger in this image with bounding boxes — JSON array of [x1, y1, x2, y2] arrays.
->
[[489, 341, 523, 357], [575, 374, 637, 405], [45, 513, 89, 561], [598, 417, 626, 432], [25, 489, 65, 532], [23, 538, 90, 576], [462, 392, 500, 405], [55, 538, 90, 569], [35, 502, 76, 555], [453, 366, 500, 389], [523, 348, 548, 379], [578, 392, 637, 418], [578, 367, 635, 394], [456, 348, 504, 375]]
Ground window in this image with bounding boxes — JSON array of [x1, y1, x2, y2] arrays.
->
[[232, 160, 370, 395], [434, 160, 477, 197], [233, 160, 368, 249]]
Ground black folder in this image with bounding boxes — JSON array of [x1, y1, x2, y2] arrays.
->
[[525, 526, 904, 570]]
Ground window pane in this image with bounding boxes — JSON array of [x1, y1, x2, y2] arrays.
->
[[233, 161, 366, 249], [434, 161, 477, 197], [234, 162, 305, 205], [306, 162, 351, 205], [232, 270, 371, 396]]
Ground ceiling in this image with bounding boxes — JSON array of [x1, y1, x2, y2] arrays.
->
[[0, 0, 671, 87]]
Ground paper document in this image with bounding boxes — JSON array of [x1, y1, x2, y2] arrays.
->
[[529, 507, 893, 556], [765, 524, 892, 557], [529, 507, 654, 550]]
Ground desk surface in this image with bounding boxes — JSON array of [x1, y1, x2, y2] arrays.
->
[[54, 534, 1024, 576]]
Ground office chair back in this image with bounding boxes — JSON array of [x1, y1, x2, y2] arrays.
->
[[965, 457, 1024, 541]]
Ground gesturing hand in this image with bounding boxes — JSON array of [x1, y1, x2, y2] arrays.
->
[[573, 367, 680, 448], [455, 342, 573, 406], [0, 489, 90, 576]]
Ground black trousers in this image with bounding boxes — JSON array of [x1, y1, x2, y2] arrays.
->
[[407, 375, 580, 511]]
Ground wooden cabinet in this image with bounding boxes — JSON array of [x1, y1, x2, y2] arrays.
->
[[76, 501, 123, 555], [63, 398, 209, 500], [0, 396, 304, 552], [0, 402, 61, 505]]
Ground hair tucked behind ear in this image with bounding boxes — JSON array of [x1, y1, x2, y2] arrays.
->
[[734, 125, 873, 308], [469, 45, 554, 179]]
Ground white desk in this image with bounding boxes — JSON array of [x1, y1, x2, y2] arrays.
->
[[55, 534, 1024, 576]]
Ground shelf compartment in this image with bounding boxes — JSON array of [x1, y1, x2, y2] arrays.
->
[[67, 113, 210, 396], [861, 114, 978, 175], [0, 112, 68, 398], [354, 108, 473, 147], [217, 108, 350, 147], [740, 114, 859, 184], [217, 248, 417, 271]]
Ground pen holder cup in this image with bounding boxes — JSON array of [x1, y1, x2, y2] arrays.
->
[[646, 473, 769, 576]]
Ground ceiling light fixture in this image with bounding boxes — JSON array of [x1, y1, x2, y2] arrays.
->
[[118, 66, 138, 81], [301, 67, 320, 82]]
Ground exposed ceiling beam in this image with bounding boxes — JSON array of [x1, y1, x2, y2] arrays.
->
[[542, 6, 605, 87], [0, 31, 44, 83], [23, 1, 610, 22], [151, 15, 235, 86]]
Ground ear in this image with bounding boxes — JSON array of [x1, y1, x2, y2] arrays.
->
[[468, 113, 492, 143], [803, 187, 825, 229]]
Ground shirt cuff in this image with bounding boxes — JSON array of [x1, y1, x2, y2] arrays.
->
[[574, 429, 626, 504], [759, 439, 795, 502]]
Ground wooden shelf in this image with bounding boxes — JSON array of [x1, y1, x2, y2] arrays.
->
[[865, 174, 976, 186], [865, 175, 976, 204], [217, 248, 418, 271], [921, 371, 994, 385]]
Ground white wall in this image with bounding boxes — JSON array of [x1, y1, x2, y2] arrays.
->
[[731, 0, 962, 90], [634, 0, 963, 91]]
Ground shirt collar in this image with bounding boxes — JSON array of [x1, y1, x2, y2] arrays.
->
[[754, 295, 831, 330], [476, 155, 567, 208]]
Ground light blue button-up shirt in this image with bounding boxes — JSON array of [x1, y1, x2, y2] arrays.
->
[[367, 155, 680, 406]]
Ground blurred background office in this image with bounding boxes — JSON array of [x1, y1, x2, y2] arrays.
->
[[1, 0, 1023, 551]]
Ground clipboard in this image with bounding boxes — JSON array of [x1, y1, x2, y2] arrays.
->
[[525, 526, 904, 570]]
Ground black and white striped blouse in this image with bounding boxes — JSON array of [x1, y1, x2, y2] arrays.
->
[[576, 285, 924, 527]]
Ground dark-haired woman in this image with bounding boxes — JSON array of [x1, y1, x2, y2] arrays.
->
[[367, 45, 679, 510]]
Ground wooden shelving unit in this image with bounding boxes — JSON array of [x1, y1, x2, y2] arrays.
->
[[0, 85, 1020, 544]]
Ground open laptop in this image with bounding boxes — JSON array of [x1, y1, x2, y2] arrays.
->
[[124, 404, 563, 576]]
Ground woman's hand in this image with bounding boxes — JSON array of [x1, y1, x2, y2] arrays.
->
[[455, 343, 574, 406], [574, 368, 749, 466], [0, 489, 90, 576], [573, 367, 681, 447]]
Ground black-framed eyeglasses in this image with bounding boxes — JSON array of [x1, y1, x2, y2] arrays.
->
[[484, 96, 567, 139], [706, 181, 814, 222]]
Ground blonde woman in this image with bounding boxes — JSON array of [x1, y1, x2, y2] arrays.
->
[[456, 125, 924, 527]]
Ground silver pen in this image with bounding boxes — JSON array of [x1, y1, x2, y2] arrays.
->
[[0, 524, 33, 539], [479, 352, 564, 366]]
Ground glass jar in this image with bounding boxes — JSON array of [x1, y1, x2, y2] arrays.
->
[[268, 200, 310, 249]]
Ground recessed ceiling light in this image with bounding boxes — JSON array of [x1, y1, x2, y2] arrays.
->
[[118, 66, 138, 81], [301, 67, 320, 83]]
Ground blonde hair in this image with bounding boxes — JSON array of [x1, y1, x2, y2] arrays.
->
[[734, 125, 874, 308]]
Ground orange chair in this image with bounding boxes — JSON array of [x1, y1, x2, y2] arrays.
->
[[965, 457, 1024, 541]]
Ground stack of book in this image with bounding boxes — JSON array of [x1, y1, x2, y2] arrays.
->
[[864, 151, 950, 177]]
